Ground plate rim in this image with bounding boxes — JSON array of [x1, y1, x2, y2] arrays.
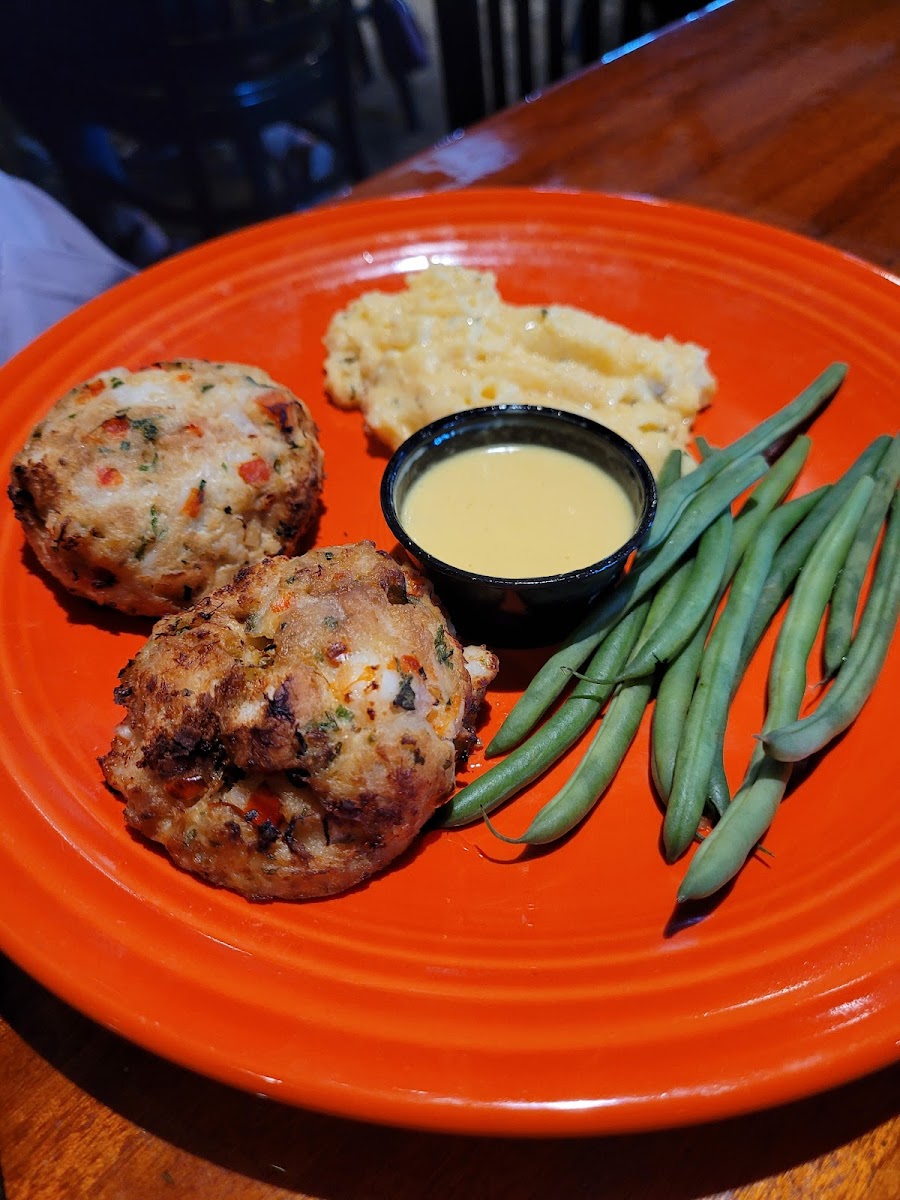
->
[[1, 186, 898, 1136]]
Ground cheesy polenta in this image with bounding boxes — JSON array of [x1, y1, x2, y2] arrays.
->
[[323, 266, 716, 474]]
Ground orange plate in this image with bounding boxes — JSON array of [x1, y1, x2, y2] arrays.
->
[[0, 189, 898, 1136]]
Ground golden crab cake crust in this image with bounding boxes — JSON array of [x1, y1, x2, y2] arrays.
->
[[100, 543, 498, 900], [8, 359, 324, 616]]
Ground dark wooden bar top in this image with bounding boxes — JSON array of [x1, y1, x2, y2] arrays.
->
[[354, 0, 900, 273], [2, 0, 898, 1196]]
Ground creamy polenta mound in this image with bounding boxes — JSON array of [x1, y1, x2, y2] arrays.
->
[[323, 266, 716, 474]]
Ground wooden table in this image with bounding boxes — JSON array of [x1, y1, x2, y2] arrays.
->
[[2, 0, 898, 1195]]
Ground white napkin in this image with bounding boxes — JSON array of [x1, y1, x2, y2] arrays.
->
[[0, 170, 136, 365]]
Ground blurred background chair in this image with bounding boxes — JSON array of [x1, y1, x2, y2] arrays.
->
[[351, 0, 430, 132], [0, 1, 704, 263], [432, 0, 705, 131], [0, 0, 372, 255]]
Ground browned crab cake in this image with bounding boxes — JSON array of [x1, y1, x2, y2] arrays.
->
[[8, 359, 324, 616], [100, 542, 498, 900]]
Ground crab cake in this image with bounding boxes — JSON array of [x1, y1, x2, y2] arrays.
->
[[100, 542, 498, 900], [8, 359, 324, 616]]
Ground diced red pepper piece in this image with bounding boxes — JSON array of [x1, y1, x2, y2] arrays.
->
[[96, 465, 123, 487], [238, 457, 271, 485], [101, 415, 131, 438], [181, 485, 205, 518], [243, 783, 283, 827]]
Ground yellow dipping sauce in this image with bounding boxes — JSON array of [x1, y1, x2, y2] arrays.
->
[[400, 443, 637, 578]]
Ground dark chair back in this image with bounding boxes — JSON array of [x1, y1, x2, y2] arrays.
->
[[433, 0, 704, 131], [0, 0, 365, 240]]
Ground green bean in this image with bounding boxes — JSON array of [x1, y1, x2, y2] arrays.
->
[[649, 465, 820, 808], [613, 508, 732, 681], [662, 499, 803, 861], [622, 436, 815, 685], [726, 436, 814, 571], [734, 484, 868, 787], [676, 756, 791, 903], [644, 363, 846, 551], [763, 475, 875, 725], [487, 543, 689, 844], [735, 435, 892, 679], [678, 475, 876, 900], [489, 673, 654, 845], [704, 487, 824, 809], [487, 453, 769, 755], [823, 433, 900, 676], [760, 488, 900, 763], [438, 597, 652, 827], [706, 752, 732, 818], [656, 447, 687, 493], [651, 607, 711, 803], [628, 455, 767, 595], [650, 483, 790, 803], [648, 439, 816, 796]]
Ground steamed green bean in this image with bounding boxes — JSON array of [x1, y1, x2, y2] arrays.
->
[[644, 362, 845, 551], [662, 494, 816, 861], [823, 433, 900, 675], [678, 475, 876, 899], [439, 598, 651, 827], [488, 542, 689, 844], [761, 488, 900, 763]]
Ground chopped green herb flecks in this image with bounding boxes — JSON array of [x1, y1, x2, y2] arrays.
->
[[130, 417, 159, 442], [393, 674, 416, 711], [110, 377, 124, 388], [434, 625, 454, 665], [200, 383, 215, 393], [306, 711, 339, 733]]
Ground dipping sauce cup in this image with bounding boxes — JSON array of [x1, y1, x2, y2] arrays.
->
[[380, 405, 658, 646]]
